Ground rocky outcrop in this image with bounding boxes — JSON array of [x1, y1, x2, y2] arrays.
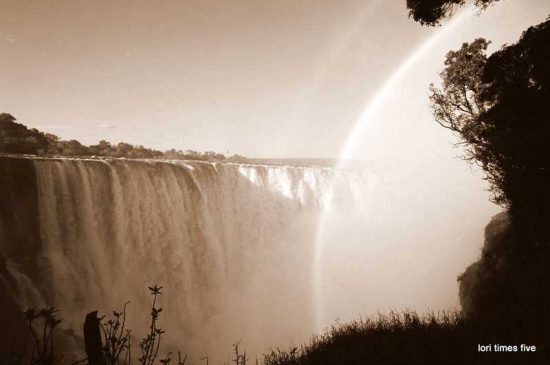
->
[[459, 211, 550, 336]]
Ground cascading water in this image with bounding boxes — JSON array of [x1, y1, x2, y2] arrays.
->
[[0, 156, 368, 360]]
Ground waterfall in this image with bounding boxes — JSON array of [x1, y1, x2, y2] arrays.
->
[[0, 156, 367, 359]]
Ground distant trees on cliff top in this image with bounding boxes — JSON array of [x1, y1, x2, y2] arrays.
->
[[0, 113, 248, 163]]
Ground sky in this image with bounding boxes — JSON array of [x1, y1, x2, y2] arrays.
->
[[1, 0, 549, 158]]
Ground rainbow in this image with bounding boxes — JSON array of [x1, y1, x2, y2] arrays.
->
[[312, 6, 473, 331]]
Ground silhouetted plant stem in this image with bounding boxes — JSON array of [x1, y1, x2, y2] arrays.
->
[[139, 285, 164, 365], [16, 286, 191, 365], [24, 308, 61, 365]]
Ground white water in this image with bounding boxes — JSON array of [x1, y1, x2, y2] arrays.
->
[[7, 157, 368, 359]]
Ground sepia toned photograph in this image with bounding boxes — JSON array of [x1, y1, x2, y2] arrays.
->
[[1, 0, 549, 364]]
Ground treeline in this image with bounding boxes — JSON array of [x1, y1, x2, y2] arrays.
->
[[0, 113, 248, 163]]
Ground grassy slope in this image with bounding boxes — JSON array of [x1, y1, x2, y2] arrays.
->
[[263, 311, 548, 365]]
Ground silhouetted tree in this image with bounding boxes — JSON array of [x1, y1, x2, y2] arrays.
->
[[406, 0, 499, 26], [479, 19, 550, 223], [431, 19, 550, 223]]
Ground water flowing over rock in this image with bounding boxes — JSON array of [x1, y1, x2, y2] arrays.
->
[[0, 156, 367, 359]]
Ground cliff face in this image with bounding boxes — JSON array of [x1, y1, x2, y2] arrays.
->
[[459, 211, 550, 335], [458, 212, 513, 318], [0, 158, 42, 352]]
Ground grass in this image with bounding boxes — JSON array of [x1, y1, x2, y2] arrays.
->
[[263, 311, 549, 365], [264, 311, 469, 365]]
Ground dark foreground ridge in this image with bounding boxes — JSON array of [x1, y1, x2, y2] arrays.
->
[[2, 289, 549, 365]]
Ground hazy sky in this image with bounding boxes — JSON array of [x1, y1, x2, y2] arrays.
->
[[1, 0, 549, 158]]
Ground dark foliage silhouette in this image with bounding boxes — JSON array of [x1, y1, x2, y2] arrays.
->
[[406, 0, 499, 26], [138, 285, 164, 365], [0, 286, 188, 365], [24, 308, 62, 365], [86, 285, 170, 365], [430, 18, 550, 221], [478, 19, 550, 225], [99, 303, 132, 365]]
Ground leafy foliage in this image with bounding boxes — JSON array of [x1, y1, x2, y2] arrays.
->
[[478, 19, 550, 221], [429, 39, 499, 196], [406, 0, 498, 26], [430, 19, 550, 219]]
